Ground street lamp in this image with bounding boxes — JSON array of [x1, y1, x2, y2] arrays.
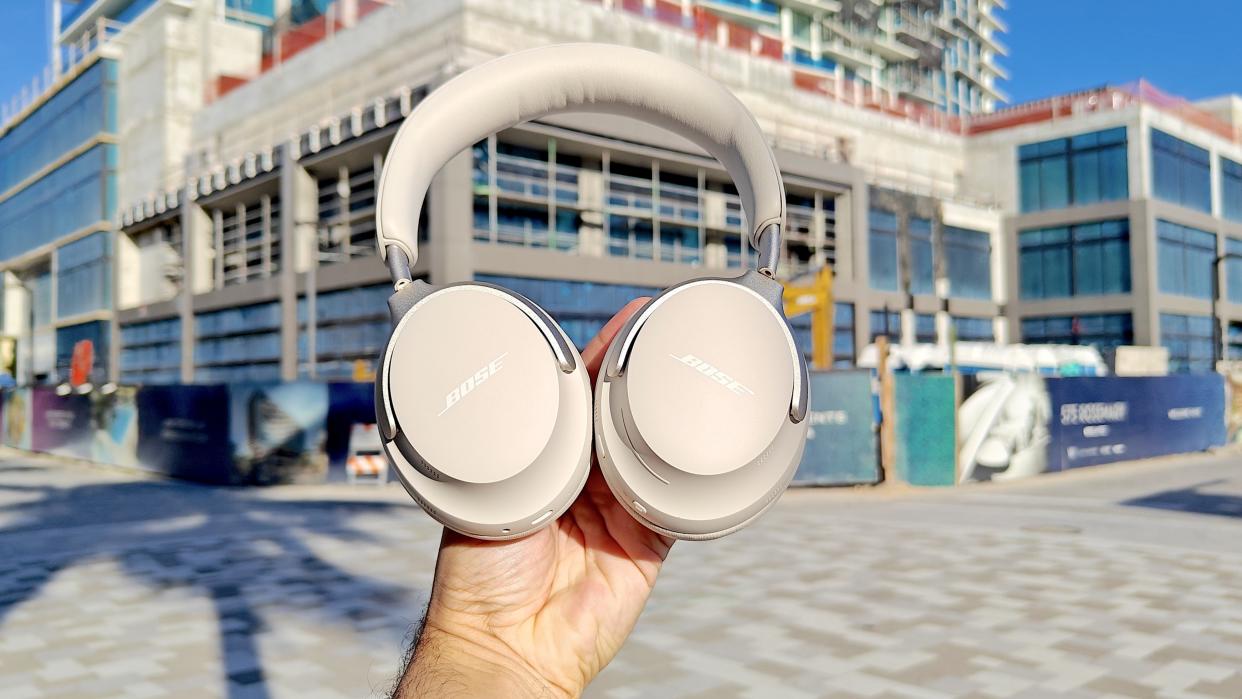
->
[[1210, 252, 1242, 368]]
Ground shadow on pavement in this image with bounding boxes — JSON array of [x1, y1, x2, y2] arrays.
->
[[0, 472, 422, 699], [1120, 479, 1242, 519]]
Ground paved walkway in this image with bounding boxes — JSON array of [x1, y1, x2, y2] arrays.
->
[[1, 448, 1240, 698]]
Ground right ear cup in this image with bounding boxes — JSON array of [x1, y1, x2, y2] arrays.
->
[[594, 276, 809, 540], [377, 283, 592, 539]]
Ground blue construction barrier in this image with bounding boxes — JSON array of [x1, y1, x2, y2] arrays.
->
[[1045, 375, 1226, 471], [793, 370, 879, 485]]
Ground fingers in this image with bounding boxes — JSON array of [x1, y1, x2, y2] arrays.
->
[[582, 297, 650, 383]]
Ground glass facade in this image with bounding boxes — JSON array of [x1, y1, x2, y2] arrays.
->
[[298, 284, 391, 380], [1151, 129, 1211, 213], [120, 317, 181, 384], [0, 144, 118, 260], [1021, 314, 1133, 354], [953, 316, 994, 342], [0, 61, 116, 195], [1157, 220, 1215, 299], [1018, 127, 1127, 213], [57, 232, 112, 318], [789, 302, 854, 367], [908, 217, 934, 296], [475, 275, 661, 350], [869, 310, 900, 342], [1222, 157, 1242, 223], [869, 210, 899, 291], [195, 302, 282, 383], [1019, 219, 1130, 299], [1159, 313, 1214, 374], [1228, 237, 1242, 304], [944, 226, 991, 300], [915, 313, 936, 344]]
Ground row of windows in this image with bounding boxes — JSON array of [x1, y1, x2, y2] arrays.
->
[[1019, 127, 1128, 213], [57, 231, 112, 318], [1016, 127, 1242, 223], [1160, 313, 1214, 374], [867, 311, 994, 343], [1020, 313, 1134, 356], [471, 139, 836, 274], [0, 61, 117, 195], [120, 318, 182, 384], [1018, 219, 1130, 300], [0, 144, 117, 261], [790, 303, 855, 367], [475, 274, 661, 350], [868, 209, 993, 299], [297, 284, 391, 381]]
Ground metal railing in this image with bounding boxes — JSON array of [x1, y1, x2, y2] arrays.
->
[[1, 17, 125, 133]]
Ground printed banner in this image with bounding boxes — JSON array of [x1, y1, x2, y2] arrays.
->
[[228, 382, 330, 484], [794, 371, 878, 485], [135, 385, 232, 484], [30, 387, 92, 458], [1045, 375, 1226, 471]]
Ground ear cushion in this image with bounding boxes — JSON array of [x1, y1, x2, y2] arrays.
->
[[378, 285, 591, 539], [594, 280, 808, 540]]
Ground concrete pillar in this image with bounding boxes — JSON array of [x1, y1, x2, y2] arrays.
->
[[428, 149, 475, 284], [179, 191, 212, 383], [279, 147, 318, 381]]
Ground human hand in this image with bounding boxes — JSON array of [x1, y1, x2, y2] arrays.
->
[[395, 298, 674, 699]]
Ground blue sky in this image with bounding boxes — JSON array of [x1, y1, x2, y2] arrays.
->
[[2, 1, 1241, 114]]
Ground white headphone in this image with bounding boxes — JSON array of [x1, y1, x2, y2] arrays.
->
[[373, 44, 809, 541]]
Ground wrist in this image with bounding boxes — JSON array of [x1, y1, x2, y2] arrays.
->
[[398, 616, 574, 699]]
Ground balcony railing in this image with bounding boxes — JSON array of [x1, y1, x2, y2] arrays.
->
[[1, 17, 124, 132]]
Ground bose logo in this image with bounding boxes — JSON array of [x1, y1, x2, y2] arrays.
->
[[669, 353, 754, 397], [439, 353, 507, 416]]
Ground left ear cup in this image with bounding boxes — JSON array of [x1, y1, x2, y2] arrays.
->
[[593, 278, 809, 540], [377, 284, 592, 539]]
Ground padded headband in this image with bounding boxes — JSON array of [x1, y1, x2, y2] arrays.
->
[[375, 43, 785, 267]]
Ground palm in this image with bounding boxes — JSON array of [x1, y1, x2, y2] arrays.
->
[[433, 470, 672, 692]]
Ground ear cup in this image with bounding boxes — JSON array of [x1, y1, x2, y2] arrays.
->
[[594, 279, 809, 540], [378, 285, 591, 539]]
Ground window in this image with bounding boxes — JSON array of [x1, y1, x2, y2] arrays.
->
[[953, 316, 994, 342], [475, 275, 661, 350], [298, 284, 391, 380], [1021, 314, 1133, 354], [1222, 157, 1242, 222], [1229, 322, 1242, 361], [909, 217, 934, 295], [194, 302, 282, 383], [120, 317, 181, 385], [944, 226, 991, 299], [916, 313, 937, 343], [869, 210, 899, 291], [212, 194, 281, 288], [57, 232, 112, 318], [869, 310, 900, 342], [1160, 313, 1215, 374], [1152, 130, 1211, 213], [1157, 220, 1215, 299], [1228, 238, 1242, 304], [1019, 219, 1130, 299], [1018, 127, 1127, 212], [792, 302, 855, 367]]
